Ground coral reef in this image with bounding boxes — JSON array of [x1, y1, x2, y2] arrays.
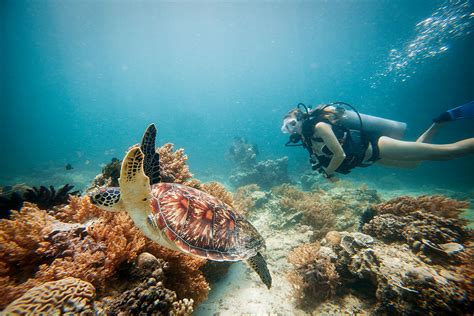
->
[[157, 143, 194, 184], [374, 195, 469, 219], [268, 184, 380, 234], [226, 136, 259, 168], [91, 157, 121, 188], [23, 184, 80, 210], [229, 157, 290, 190], [0, 184, 79, 216], [108, 253, 193, 316], [286, 192, 473, 315], [2, 277, 96, 315], [200, 181, 235, 208], [0, 196, 209, 309], [363, 195, 470, 262], [271, 184, 336, 236], [233, 184, 268, 216], [287, 242, 340, 309]]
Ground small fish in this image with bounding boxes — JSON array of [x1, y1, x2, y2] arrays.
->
[[65, 163, 74, 170]]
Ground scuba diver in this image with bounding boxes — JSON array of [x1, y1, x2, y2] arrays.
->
[[281, 101, 474, 180]]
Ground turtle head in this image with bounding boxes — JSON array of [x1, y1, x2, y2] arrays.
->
[[88, 187, 123, 212]]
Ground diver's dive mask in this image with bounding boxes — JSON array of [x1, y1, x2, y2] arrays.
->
[[281, 117, 302, 135]]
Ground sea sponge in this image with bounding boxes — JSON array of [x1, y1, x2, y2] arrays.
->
[[287, 242, 340, 309], [2, 277, 96, 315]]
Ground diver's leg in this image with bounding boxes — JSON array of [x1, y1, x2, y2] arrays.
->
[[416, 122, 446, 143], [378, 136, 474, 161]]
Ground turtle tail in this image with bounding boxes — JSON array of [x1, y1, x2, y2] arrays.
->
[[247, 252, 272, 289]]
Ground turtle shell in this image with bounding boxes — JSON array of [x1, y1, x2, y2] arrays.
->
[[150, 183, 263, 261]]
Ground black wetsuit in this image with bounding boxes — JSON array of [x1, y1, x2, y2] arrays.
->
[[300, 117, 380, 174]]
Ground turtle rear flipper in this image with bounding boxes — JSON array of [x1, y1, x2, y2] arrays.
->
[[247, 252, 272, 289], [140, 124, 161, 185]]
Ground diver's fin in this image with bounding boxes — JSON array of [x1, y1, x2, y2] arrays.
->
[[140, 124, 161, 185], [247, 252, 272, 289], [433, 101, 474, 123]]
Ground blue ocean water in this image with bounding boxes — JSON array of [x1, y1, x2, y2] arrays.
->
[[1, 0, 473, 192]]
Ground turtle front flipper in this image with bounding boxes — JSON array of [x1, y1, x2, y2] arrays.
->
[[89, 187, 125, 212], [119, 146, 152, 212], [247, 252, 272, 289], [140, 124, 161, 185]]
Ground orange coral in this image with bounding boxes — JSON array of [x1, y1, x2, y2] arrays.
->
[[158, 143, 194, 184], [200, 182, 235, 208], [54, 195, 104, 223]]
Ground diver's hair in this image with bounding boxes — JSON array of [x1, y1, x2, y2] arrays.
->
[[283, 105, 343, 124], [283, 108, 302, 120], [314, 104, 343, 124]]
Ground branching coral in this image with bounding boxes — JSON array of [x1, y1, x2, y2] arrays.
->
[[375, 195, 469, 220], [233, 184, 262, 215], [200, 182, 235, 208], [287, 242, 340, 309], [2, 277, 96, 315], [158, 143, 193, 184]]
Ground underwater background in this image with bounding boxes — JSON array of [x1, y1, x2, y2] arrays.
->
[[1, 0, 473, 191], [1, 0, 474, 315]]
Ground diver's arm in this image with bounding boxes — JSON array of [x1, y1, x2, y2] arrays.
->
[[314, 122, 346, 176]]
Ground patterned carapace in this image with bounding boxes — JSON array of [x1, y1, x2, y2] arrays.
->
[[150, 183, 250, 261]]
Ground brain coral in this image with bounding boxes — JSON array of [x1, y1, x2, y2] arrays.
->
[[2, 277, 95, 315]]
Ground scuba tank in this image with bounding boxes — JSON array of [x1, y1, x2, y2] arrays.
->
[[337, 108, 406, 140]]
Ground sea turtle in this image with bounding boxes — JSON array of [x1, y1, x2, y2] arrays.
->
[[89, 124, 272, 289]]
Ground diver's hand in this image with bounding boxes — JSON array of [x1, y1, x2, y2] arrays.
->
[[319, 167, 338, 182]]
